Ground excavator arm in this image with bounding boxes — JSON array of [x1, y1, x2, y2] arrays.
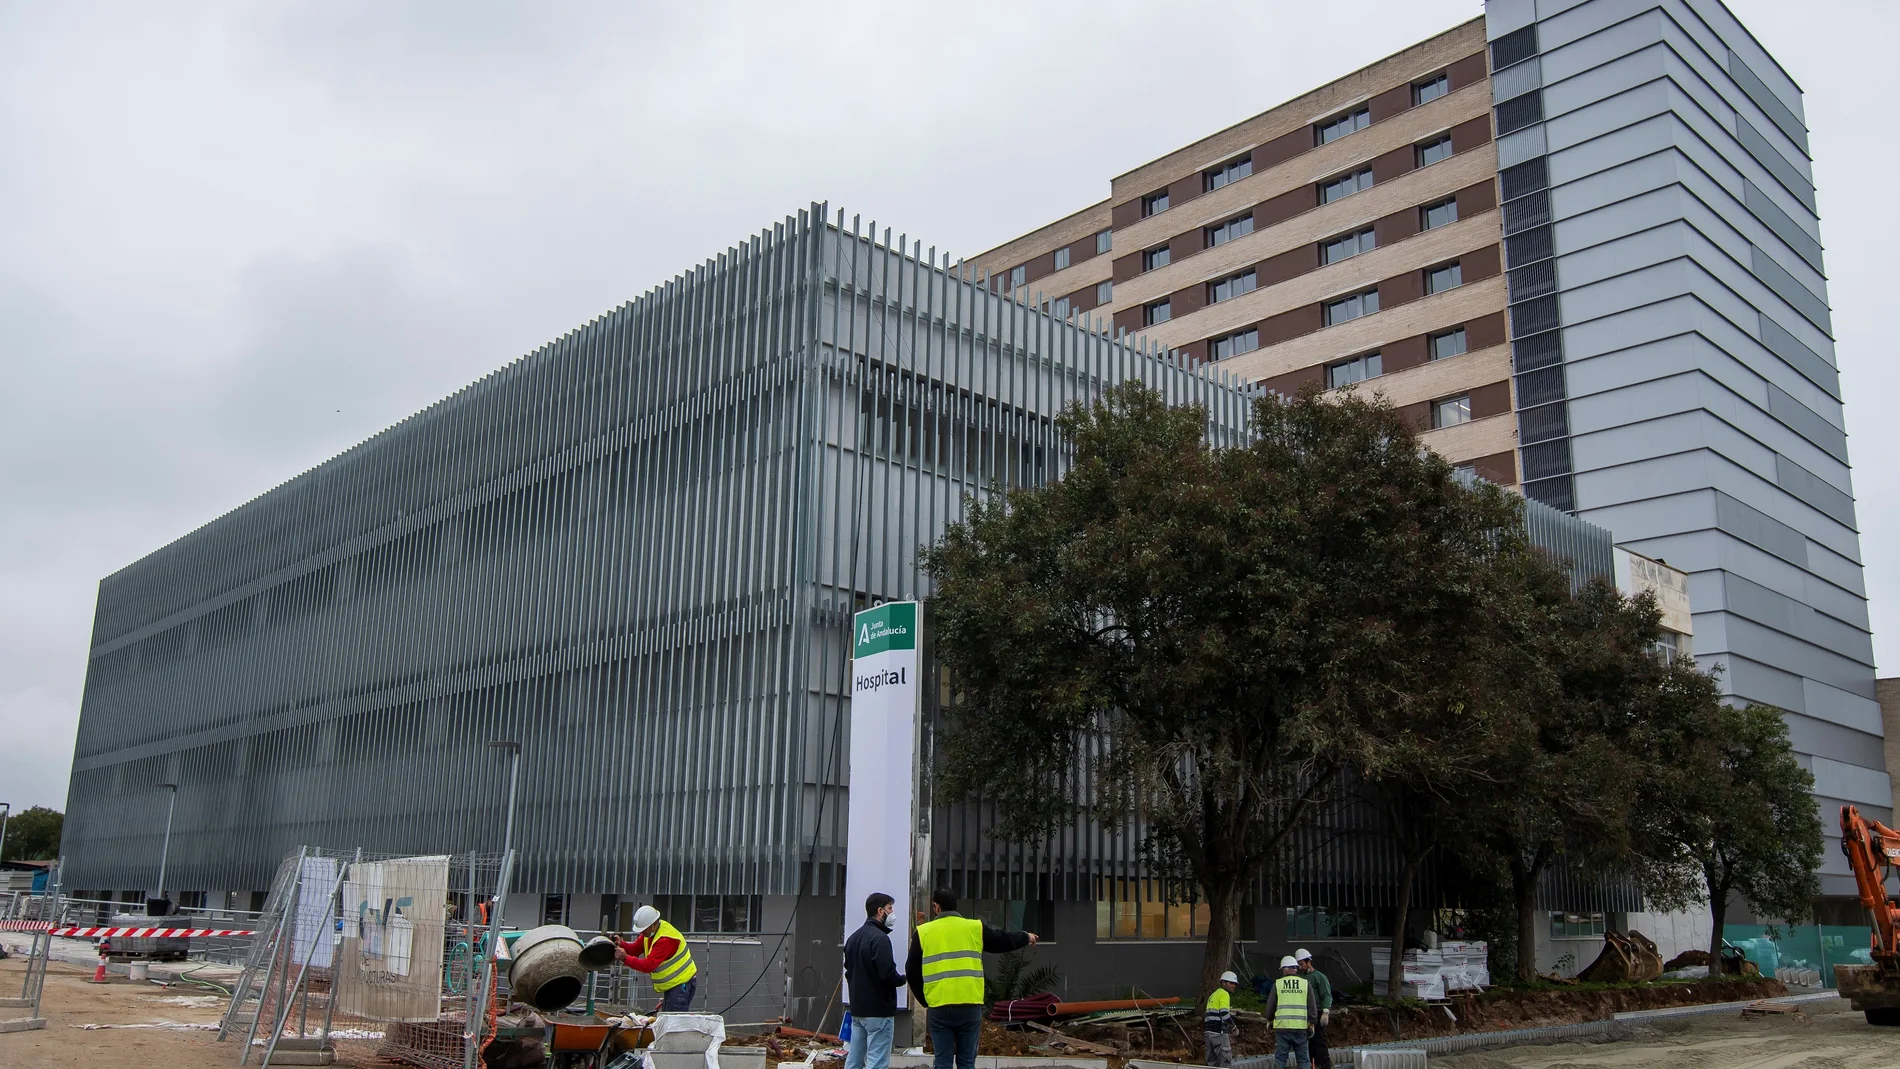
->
[[1836, 805, 1900, 1025]]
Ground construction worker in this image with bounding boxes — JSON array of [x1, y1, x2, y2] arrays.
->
[[614, 904, 698, 1011], [1203, 970, 1240, 1067], [1263, 955, 1317, 1069], [905, 889, 1037, 1069], [1294, 949, 1332, 1069]]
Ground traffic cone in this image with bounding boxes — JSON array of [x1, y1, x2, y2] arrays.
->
[[90, 959, 109, 983]]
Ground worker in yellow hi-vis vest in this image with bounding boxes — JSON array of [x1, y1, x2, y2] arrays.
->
[[1263, 955, 1318, 1069], [905, 889, 1037, 1069]]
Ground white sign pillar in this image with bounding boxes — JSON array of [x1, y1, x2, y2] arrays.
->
[[842, 600, 923, 1010]]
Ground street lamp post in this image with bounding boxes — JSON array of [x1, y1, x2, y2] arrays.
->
[[485, 741, 522, 864], [155, 783, 178, 911], [0, 802, 11, 865]]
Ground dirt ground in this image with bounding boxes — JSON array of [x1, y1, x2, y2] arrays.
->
[[1435, 996, 1899, 1069], [0, 955, 233, 1068]]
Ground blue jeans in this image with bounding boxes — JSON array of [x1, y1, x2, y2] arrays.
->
[[1273, 1030, 1311, 1069], [659, 978, 696, 1011], [845, 1015, 895, 1069], [928, 1004, 982, 1069]]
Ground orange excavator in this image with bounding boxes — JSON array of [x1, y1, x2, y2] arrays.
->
[[1836, 805, 1900, 1025]]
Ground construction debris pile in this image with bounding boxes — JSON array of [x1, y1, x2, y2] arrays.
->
[[1372, 941, 1491, 999]]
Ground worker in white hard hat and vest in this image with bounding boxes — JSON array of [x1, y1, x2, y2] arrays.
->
[[614, 904, 699, 1011], [1202, 970, 1241, 1067], [1263, 955, 1317, 1069], [1294, 949, 1332, 1069]]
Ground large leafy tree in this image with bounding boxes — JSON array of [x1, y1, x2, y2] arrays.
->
[[923, 382, 1528, 1001], [1448, 573, 1714, 980], [1667, 703, 1823, 966], [2, 806, 62, 862]]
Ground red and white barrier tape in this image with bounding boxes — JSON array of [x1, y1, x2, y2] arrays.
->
[[1, 920, 257, 936]]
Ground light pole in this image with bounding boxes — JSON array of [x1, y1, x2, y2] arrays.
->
[[155, 783, 178, 912], [485, 741, 522, 863], [0, 802, 11, 864]]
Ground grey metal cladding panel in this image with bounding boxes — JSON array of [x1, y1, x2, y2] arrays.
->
[[1757, 314, 1838, 394], [1721, 572, 1872, 667], [1493, 56, 1544, 102], [1724, 48, 1808, 153], [1743, 181, 1823, 272], [1735, 118, 1817, 213], [1713, 488, 1806, 566], [1706, 651, 1806, 711], [1774, 455, 1855, 529], [1803, 676, 1885, 738], [1750, 245, 1831, 335], [1498, 126, 1551, 169], [1720, 615, 1876, 701], [1763, 382, 1847, 464], [1784, 714, 1886, 771], [1488, 0, 1537, 38]]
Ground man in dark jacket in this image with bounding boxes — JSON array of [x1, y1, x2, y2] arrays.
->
[[844, 892, 908, 1069], [906, 889, 1037, 1069]]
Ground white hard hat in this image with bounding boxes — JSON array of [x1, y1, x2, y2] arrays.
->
[[1294, 948, 1313, 961], [633, 905, 661, 931], [1219, 971, 1239, 984], [1280, 955, 1298, 969]]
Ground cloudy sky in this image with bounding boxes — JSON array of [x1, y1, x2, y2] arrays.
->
[[3, 1, 1895, 812]]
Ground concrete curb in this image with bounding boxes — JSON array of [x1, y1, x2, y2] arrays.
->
[[1230, 991, 1847, 1067]]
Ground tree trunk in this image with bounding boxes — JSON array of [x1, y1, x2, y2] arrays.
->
[[1386, 853, 1421, 998], [1197, 878, 1244, 1008], [1512, 860, 1543, 982], [1705, 867, 1729, 977]]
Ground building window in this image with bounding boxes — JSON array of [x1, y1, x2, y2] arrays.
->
[[1317, 106, 1370, 144], [969, 900, 1056, 941], [1096, 880, 1252, 941], [1054, 247, 1071, 271], [1096, 280, 1113, 304], [1417, 135, 1454, 167], [1413, 73, 1450, 106], [1096, 229, 1112, 254], [1211, 328, 1260, 360], [646, 894, 764, 935], [1430, 327, 1468, 360], [1207, 213, 1255, 247], [1320, 169, 1373, 203], [1323, 289, 1380, 326], [1287, 906, 1388, 939], [1009, 265, 1027, 289], [1421, 196, 1459, 230], [543, 894, 569, 925], [1205, 154, 1253, 192], [1052, 297, 1071, 318], [1209, 270, 1257, 303], [1145, 299, 1172, 325], [1551, 911, 1607, 939], [1327, 351, 1382, 388], [1143, 245, 1172, 271], [1453, 463, 1478, 481], [1322, 227, 1376, 264], [1426, 262, 1463, 294], [1433, 394, 1473, 428], [1143, 191, 1171, 217]]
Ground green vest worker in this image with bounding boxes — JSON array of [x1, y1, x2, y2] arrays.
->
[[1264, 956, 1316, 1069], [1203, 970, 1239, 1067], [614, 905, 699, 1012], [906, 890, 1036, 1069], [1294, 948, 1333, 1069]]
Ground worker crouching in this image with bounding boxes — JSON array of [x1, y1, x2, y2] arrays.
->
[[1202, 970, 1240, 1067], [1265, 955, 1318, 1069], [614, 905, 698, 1011]]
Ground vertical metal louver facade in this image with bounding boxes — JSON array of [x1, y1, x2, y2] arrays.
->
[[61, 205, 1259, 898]]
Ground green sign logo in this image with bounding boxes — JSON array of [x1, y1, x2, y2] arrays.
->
[[854, 601, 918, 658]]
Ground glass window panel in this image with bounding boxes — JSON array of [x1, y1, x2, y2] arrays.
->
[[722, 895, 749, 933], [1427, 263, 1463, 293], [1054, 247, 1070, 270], [1096, 229, 1113, 254], [1414, 74, 1449, 105], [1167, 902, 1194, 938], [1096, 900, 1111, 940], [1009, 265, 1026, 288], [1433, 395, 1472, 427], [1418, 136, 1454, 167], [1053, 297, 1071, 317], [1431, 328, 1467, 360], [1143, 191, 1170, 216], [1423, 197, 1458, 230], [1139, 899, 1167, 940], [1146, 300, 1171, 325], [1096, 281, 1112, 304], [1144, 246, 1171, 271]]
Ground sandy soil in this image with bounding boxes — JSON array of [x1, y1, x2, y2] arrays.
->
[[1436, 996, 1899, 1069], [0, 955, 234, 1069]]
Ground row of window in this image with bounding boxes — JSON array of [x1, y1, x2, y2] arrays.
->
[[1300, 324, 1471, 391], [1004, 228, 1114, 291]]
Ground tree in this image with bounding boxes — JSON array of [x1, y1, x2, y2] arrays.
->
[[1447, 570, 1713, 981], [1671, 703, 1823, 968], [3, 806, 62, 861], [923, 382, 1529, 1003]]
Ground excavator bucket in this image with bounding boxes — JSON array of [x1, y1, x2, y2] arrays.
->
[[1577, 930, 1664, 983]]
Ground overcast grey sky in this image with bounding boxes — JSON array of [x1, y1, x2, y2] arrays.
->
[[3, 1, 1894, 812]]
